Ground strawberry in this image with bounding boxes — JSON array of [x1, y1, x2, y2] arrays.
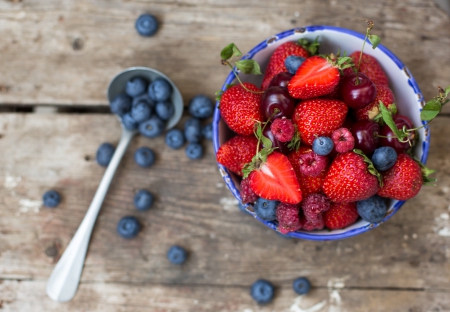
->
[[293, 98, 348, 146], [323, 202, 359, 230], [323, 150, 381, 203], [288, 146, 327, 198], [354, 84, 396, 121], [216, 135, 259, 176], [377, 153, 426, 200], [344, 51, 389, 86], [288, 56, 345, 99], [261, 41, 311, 90], [219, 83, 264, 135], [246, 151, 302, 204]]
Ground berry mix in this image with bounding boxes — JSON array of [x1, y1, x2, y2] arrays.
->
[[216, 24, 448, 234]]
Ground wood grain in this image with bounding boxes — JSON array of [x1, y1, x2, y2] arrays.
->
[[1, 113, 450, 311]]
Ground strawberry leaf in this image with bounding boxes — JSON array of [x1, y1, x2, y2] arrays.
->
[[287, 126, 301, 151], [298, 37, 320, 55], [235, 60, 262, 75], [445, 85, 450, 98], [220, 43, 242, 61], [420, 99, 442, 121], [215, 90, 223, 102], [368, 34, 381, 49], [379, 101, 406, 140], [414, 157, 437, 186], [353, 149, 383, 186]]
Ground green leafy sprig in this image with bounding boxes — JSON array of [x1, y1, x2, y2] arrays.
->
[[355, 20, 381, 73], [420, 85, 450, 121]]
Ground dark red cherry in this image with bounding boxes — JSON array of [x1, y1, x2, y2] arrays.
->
[[268, 72, 294, 88], [379, 115, 414, 153], [260, 86, 296, 121], [340, 72, 377, 109], [262, 125, 290, 154], [351, 120, 380, 155]]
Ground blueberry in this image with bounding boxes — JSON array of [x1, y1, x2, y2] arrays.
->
[[284, 55, 306, 74], [43, 190, 61, 208], [202, 123, 213, 141], [96, 143, 115, 167], [165, 128, 185, 149], [139, 115, 165, 138], [134, 189, 154, 211], [121, 113, 138, 131], [357, 195, 387, 223], [131, 100, 153, 123], [372, 146, 398, 171], [254, 198, 278, 221], [134, 147, 156, 167], [189, 95, 214, 119], [117, 216, 141, 239], [250, 279, 274, 304], [132, 93, 154, 108], [110, 94, 132, 116], [185, 143, 203, 159], [292, 277, 311, 295], [148, 78, 172, 102], [155, 101, 174, 121], [312, 136, 334, 156], [126, 77, 147, 97], [135, 13, 159, 37], [167, 245, 187, 264], [184, 118, 202, 143]]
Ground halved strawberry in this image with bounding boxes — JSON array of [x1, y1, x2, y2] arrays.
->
[[247, 151, 302, 204], [216, 135, 259, 176]]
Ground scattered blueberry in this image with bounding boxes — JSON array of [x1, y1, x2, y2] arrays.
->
[[121, 113, 139, 131], [134, 147, 156, 167], [135, 13, 159, 37], [126, 77, 147, 97], [134, 189, 154, 211], [139, 115, 165, 138], [312, 136, 334, 156], [184, 118, 202, 143], [292, 277, 311, 295], [250, 279, 275, 304], [132, 92, 154, 108], [148, 78, 172, 102], [131, 100, 153, 123], [165, 128, 185, 149], [185, 143, 203, 159], [155, 100, 174, 121], [96, 142, 115, 167], [254, 198, 278, 221], [202, 123, 213, 140], [43, 190, 61, 208], [117, 216, 141, 239], [372, 146, 398, 171], [284, 55, 306, 74], [110, 94, 132, 116], [167, 245, 187, 264], [357, 195, 387, 223], [189, 95, 214, 119]]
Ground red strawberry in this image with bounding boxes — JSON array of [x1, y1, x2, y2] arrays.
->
[[247, 151, 302, 204], [377, 154, 424, 200], [323, 150, 381, 203], [293, 98, 348, 146], [323, 202, 359, 230], [288, 56, 341, 99], [219, 83, 264, 135], [216, 135, 258, 176], [261, 41, 310, 90], [344, 52, 389, 86], [354, 85, 396, 121], [288, 146, 327, 198]]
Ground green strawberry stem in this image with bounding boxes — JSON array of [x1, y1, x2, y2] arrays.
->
[[353, 149, 383, 186]]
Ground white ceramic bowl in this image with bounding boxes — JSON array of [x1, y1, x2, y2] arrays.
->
[[213, 26, 430, 240]]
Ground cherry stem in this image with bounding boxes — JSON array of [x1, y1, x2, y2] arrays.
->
[[357, 20, 374, 73], [224, 61, 264, 94]]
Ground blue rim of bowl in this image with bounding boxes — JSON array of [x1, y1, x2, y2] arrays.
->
[[212, 25, 430, 241]]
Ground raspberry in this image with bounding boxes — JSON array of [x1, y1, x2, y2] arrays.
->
[[297, 151, 327, 177], [331, 128, 355, 153], [302, 215, 325, 231], [276, 203, 302, 234], [270, 118, 295, 142], [301, 193, 330, 221], [240, 178, 258, 203]]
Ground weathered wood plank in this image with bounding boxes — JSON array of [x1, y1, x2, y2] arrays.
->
[[0, 0, 449, 108], [1, 113, 450, 300]]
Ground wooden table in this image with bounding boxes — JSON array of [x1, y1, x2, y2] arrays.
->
[[1, 1, 450, 311]]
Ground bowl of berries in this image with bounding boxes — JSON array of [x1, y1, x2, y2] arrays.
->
[[213, 24, 446, 240]]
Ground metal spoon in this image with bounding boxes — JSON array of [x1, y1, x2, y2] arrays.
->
[[46, 67, 184, 302]]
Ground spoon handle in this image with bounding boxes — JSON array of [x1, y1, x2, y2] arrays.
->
[[46, 128, 135, 302]]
